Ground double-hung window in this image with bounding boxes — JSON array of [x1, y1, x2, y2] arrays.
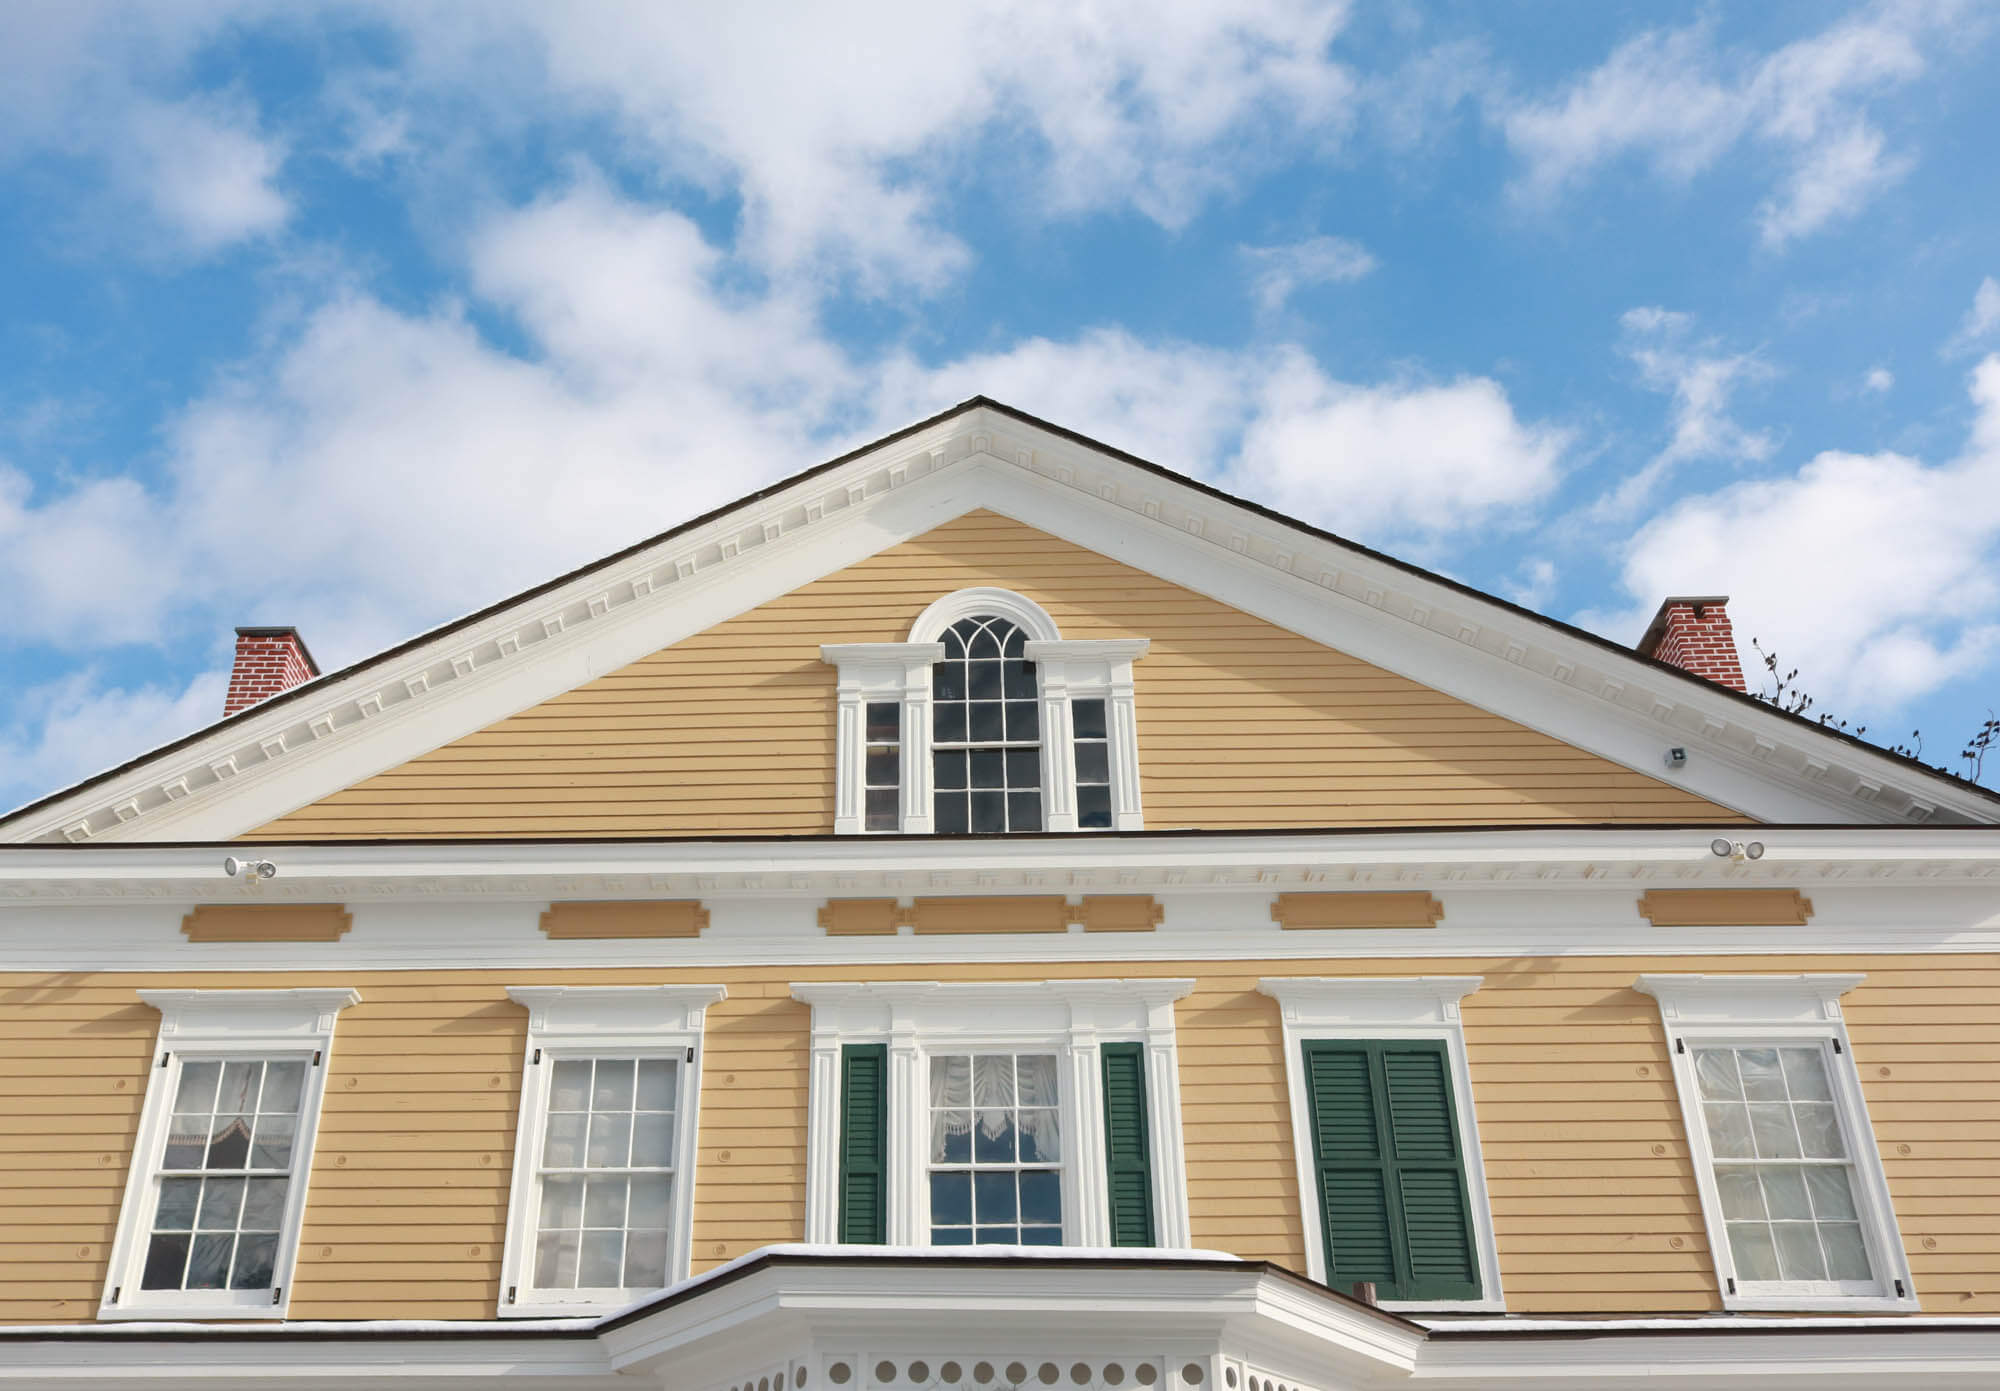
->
[[500, 985, 723, 1316], [1260, 977, 1502, 1310], [822, 587, 1147, 834], [1636, 974, 1917, 1310], [100, 988, 357, 1320], [795, 980, 1192, 1249]]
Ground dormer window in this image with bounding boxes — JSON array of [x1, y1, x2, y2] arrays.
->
[[822, 587, 1147, 834]]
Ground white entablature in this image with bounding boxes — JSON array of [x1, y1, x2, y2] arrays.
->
[[8, 399, 1996, 845]]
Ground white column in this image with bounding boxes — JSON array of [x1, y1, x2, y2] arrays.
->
[[1143, 1020, 1192, 1248], [829, 679, 865, 836], [900, 663, 935, 835], [1107, 659, 1145, 831], [1038, 665, 1077, 832], [887, 1022, 924, 1245], [1062, 1035, 1108, 1246], [803, 1028, 841, 1243]]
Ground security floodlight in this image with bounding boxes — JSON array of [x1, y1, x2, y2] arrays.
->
[[223, 856, 278, 882], [1710, 838, 1734, 858], [1744, 841, 1765, 860]]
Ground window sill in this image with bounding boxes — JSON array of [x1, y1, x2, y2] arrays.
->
[[1378, 1296, 1507, 1314], [1722, 1291, 1921, 1314], [500, 1291, 666, 1320], [98, 1300, 290, 1322]]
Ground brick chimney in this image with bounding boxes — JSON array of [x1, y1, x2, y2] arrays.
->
[[1637, 596, 1746, 693], [224, 627, 320, 717]]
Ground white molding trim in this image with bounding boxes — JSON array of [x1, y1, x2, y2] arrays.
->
[[1024, 638, 1150, 831], [1257, 976, 1504, 1313], [909, 587, 1063, 644], [15, 404, 1997, 844], [99, 988, 360, 1321], [497, 985, 725, 1318], [1633, 972, 1918, 1314], [792, 979, 1194, 1250]]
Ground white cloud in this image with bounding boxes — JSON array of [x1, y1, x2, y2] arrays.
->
[[1586, 354, 2000, 714], [1240, 235, 1378, 314], [1501, 8, 1938, 247], [1946, 276, 2000, 356], [119, 96, 290, 251], [1597, 306, 1774, 515], [1863, 365, 1895, 394], [0, 668, 228, 817]]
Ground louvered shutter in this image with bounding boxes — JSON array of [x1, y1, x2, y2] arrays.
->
[[1302, 1039, 1480, 1302], [1100, 1043, 1155, 1246], [838, 1043, 887, 1244]]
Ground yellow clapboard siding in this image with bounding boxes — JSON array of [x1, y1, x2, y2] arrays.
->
[[248, 512, 1741, 839], [8, 952, 2000, 1324]]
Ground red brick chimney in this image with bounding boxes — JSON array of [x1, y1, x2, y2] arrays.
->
[[1637, 596, 1746, 693], [224, 627, 320, 717]]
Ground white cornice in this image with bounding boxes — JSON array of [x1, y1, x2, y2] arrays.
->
[[10, 402, 1998, 843]]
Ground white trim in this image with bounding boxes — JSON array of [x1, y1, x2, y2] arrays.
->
[[99, 988, 359, 1321], [15, 404, 1996, 845], [909, 586, 1063, 644], [1257, 976, 1504, 1313], [818, 643, 942, 835], [1024, 638, 1149, 830], [497, 985, 725, 1318], [1634, 973, 1919, 1313], [792, 979, 1193, 1249]]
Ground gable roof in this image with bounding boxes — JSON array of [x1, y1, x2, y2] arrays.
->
[[7, 396, 1997, 842]]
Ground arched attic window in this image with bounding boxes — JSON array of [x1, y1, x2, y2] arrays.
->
[[820, 587, 1148, 835]]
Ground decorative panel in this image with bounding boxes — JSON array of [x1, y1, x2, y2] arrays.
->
[[1074, 896, 1164, 933], [905, 896, 1070, 935], [1270, 893, 1444, 931], [536, 900, 709, 939], [179, 903, 352, 943], [1637, 889, 1814, 927], [818, 900, 902, 936]]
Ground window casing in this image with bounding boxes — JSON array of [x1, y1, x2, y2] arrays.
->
[[1636, 973, 1917, 1311], [499, 984, 723, 1316], [1259, 976, 1504, 1311], [100, 988, 358, 1321], [822, 587, 1146, 834], [794, 979, 1193, 1248]]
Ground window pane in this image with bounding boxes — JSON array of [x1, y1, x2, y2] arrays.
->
[[932, 1055, 971, 1107], [230, 1234, 278, 1290], [973, 1056, 1015, 1107], [935, 750, 967, 789], [1016, 1055, 1058, 1107], [975, 1225, 1018, 1245], [1022, 1224, 1064, 1246], [969, 661, 1002, 700], [1728, 1222, 1781, 1281], [865, 748, 898, 785], [1004, 748, 1039, 788], [934, 662, 966, 700], [535, 1230, 579, 1288], [578, 1232, 623, 1288], [974, 1171, 1018, 1223], [865, 701, 899, 741], [1738, 1049, 1786, 1100], [261, 1062, 305, 1114], [970, 790, 1005, 832], [930, 1172, 971, 1226], [1008, 791, 1044, 831], [1019, 1169, 1062, 1226], [1716, 1166, 1765, 1221], [1077, 786, 1112, 829], [186, 1233, 232, 1289], [1694, 1049, 1741, 1100], [1003, 660, 1036, 698], [1822, 1223, 1872, 1280], [174, 1060, 221, 1113], [1003, 627, 1025, 658], [935, 794, 969, 834], [1781, 1048, 1833, 1102], [206, 1112, 252, 1170], [974, 1110, 1016, 1163], [549, 1060, 592, 1111], [1774, 1222, 1828, 1281], [164, 1116, 208, 1170], [865, 788, 899, 831], [1071, 699, 1107, 739], [968, 625, 999, 659], [1004, 701, 1039, 740], [1703, 1103, 1754, 1159], [198, 1178, 245, 1230], [242, 1178, 288, 1230], [1805, 1166, 1859, 1220], [141, 1233, 191, 1291], [969, 702, 1004, 743], [586, 1112, 632, 1168], [1750, 1103, 1802, 1159], [932, 1110, 971, 1164], [629, 1174, 674, 1228], [631, 1113, 674, 1168], [217, 1061, 261, 1116], [250, 1114, 295, 1169], [1795, 1103, 1845, 1158], [934, 702, 967, 743], [624, 1230, 669, 1288], [1760, 1167, 1812, 1220], [543, 1111, 587, 1167], [1074, 742, 1109, 783], [970, 749, 1004, 789], [1018, 1109, 1061, 1163], [155, 1178, 201, 1230], [583, 1176, 628, 1230], [932, 1226, 973, 1245], [592, 1060, 636, 1111], [541, 1176, 584, 1230]]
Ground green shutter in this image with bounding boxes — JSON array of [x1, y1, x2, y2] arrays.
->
[[838, 1044, 887, 1244], [1302, 1039, 1480, 1302], [1100, 1043, 1156, 1246]]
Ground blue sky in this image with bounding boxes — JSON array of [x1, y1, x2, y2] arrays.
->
[[5, 0, 2000, 811]]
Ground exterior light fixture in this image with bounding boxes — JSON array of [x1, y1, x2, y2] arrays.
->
[[223, 856, 279, 885], [1708, 839, 1765, 862]]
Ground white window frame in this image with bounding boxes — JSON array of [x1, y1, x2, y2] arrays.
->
[[792, 979, 1193, 1247], [1258, 976, 1505, 1312], [498, 984, 724, 1317], [821, 587, 1148, 834], [99, 987, 359, 1321], [1635, 973, 1918, 1313]]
